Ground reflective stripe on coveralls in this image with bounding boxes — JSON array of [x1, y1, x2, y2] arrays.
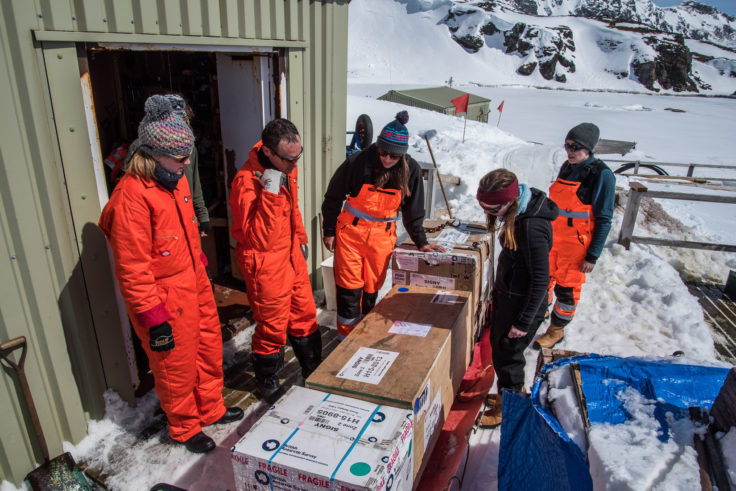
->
[[547, 178, 595, 327], [229, 142, 318, 356], [335, 184, 402, 336], [99, 173, 225, 442]]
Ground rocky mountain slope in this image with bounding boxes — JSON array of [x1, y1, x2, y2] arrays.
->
[[434, 0, 736, 93]]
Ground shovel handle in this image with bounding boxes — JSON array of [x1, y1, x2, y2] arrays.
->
[[1, 335, 49, 462], [0, 336, 27, 370]]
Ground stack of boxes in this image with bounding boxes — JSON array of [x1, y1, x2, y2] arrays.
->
[[231, 221, 493, 489], [392, 220, 493, 340]]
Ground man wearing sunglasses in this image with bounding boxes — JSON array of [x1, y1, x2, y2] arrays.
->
[[535, 122, 615, 350], [321, 111, 445, 338], [229, 119, 321, 403]]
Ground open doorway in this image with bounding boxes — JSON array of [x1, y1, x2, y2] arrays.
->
[[83, 45, 280, 393]]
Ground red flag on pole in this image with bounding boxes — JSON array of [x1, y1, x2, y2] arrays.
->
[[451, 93, 469, 114], [497, 100, 505, 112]]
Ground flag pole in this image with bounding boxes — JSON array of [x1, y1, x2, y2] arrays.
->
[[462, 114, 467, 143], [496, 111, 502, 128]]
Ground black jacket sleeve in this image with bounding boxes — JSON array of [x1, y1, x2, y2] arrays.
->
[[402, 157, 429, 249], [514, 217, 552, 331], [321, 158, 352, 237]]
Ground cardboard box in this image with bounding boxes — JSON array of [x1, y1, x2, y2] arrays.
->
[[392, 220, 492, 337], [231, 386, 413, 491], [306, 285, 468, 480]]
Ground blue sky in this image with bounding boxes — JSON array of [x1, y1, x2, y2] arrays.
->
[[652, 0, 736, 16]]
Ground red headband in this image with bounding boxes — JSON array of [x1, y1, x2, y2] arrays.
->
[[476, 177, 519, 205]]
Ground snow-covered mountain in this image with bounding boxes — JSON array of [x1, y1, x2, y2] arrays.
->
[[379, 0, 736, 94], [481, 0, 735, 48]]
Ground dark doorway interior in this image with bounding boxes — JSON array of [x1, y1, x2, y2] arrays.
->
[[86, 48, 230, 277], [85, 48, 245, 395]]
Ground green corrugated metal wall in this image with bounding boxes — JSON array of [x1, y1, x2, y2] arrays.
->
[[0, 0, 349, 484]]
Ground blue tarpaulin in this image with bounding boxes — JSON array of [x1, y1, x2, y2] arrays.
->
[[497, 354, 730, 491]]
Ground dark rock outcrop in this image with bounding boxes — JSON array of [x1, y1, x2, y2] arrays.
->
[[632, 37, 698, 92]]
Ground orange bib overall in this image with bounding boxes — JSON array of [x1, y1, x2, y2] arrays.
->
[[334, 184, 401, 336], [547, 178, 595, 325]]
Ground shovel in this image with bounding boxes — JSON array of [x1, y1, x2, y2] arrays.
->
[[0, 336, 91, 490]]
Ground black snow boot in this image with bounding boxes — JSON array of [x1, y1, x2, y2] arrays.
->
[[253, 349, 286, 404], [289, 330, 323, 378]]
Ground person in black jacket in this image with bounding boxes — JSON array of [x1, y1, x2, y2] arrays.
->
[[322, 111, 444, 337], [475, 168, 559, 428]]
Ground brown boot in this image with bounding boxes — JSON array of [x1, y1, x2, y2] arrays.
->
[[533, 324, 564, 350], [479, 393, 503, 428]]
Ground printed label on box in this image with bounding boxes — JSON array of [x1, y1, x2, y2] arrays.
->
[[389, 321, 432, 338], [394, 252, 419, 272], [392, 270, 407, 285], [337, 347, 399, 385], [304, 399, 374, 438], [414, 381, 430, 419], [431, 291, 458, 305], [424, 387, 443, 453], [409, 273, 455, 290]]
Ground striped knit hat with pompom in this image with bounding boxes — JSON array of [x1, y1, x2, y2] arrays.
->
[[138, 94, 194, 158], [377, 111, 410, 155]]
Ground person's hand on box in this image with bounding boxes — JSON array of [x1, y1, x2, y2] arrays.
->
[[420, 244, 446, 253]]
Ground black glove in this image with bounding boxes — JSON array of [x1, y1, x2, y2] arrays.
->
[[300, 243, 308, 260], [149, 322, 175, 352], [199, 221, 211, 236]]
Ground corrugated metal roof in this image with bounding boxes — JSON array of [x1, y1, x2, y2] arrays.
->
[[379, 86, 490, 109]]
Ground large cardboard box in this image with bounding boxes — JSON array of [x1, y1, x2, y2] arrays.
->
[[306, 285, 469, 480], [392, 220, 492, 337], [231, 386, 413, 491]]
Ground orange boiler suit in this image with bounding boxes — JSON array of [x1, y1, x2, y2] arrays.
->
[[99, 173, 226, 443], [229, 142, 318, 356], [322, 144, 430, 337], [546, 178, 594, 324]]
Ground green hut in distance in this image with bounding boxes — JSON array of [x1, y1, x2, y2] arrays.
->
[[378, 86, 491, 122]]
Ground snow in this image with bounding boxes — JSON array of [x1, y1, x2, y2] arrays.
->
[[350, 0, 736, 94], [586, 386, 704, 490], [4, 0, 736, 489], [721, 427, 736, 487]]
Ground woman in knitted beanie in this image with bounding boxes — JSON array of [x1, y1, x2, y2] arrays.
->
[[321, 111, 445, 338], [535, 122, 615, 350], [99, 95, 243, 454], [475, 168, 558, 428]]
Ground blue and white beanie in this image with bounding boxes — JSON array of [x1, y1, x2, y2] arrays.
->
[[377, 111, 410, 155]]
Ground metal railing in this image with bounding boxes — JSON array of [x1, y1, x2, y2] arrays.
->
[[609, 158, 736, 178]]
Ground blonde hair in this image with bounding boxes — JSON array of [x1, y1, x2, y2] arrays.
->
[[478, 168, 519, 251], [126, 150, 157, 180]]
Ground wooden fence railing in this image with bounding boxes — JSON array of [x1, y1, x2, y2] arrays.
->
[[618, 181, 736, 252]]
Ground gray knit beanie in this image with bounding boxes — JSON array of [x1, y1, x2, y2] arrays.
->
[[138, 95, 194, 158], [566, 123, 600, 153], [164, 94, 187, 119]]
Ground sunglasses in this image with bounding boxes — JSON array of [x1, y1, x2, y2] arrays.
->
[[271, 146, 303, 163], [564, 142, 585, 152], [482, 203, 506, 214], [377, 148, 402, 160]]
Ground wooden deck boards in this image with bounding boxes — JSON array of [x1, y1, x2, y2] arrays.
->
[[687, 282, 736, 365]]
